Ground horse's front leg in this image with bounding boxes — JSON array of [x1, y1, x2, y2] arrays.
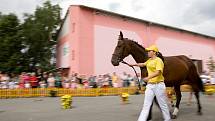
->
[[172, 85, 182, 119]]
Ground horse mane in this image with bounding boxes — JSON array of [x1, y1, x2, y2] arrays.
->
[[156, 52, 165, 62], [125, 38, 165, 62], [124, 38, 146, 50]]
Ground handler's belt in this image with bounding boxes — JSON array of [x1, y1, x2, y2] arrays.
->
[[147, 81, 163, 84]]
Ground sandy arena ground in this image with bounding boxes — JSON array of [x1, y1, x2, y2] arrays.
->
[[0, 92, 215, 121]]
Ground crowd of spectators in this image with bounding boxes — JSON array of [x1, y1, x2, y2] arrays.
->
[[0, 70, 144, 89], [1, 70, 214, 90], [200, 71, 215, 85]]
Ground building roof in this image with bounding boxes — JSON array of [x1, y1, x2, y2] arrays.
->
[[57, 5, 215, 40]]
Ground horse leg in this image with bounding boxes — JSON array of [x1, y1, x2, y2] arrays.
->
[[172, 85, 181, 119], [194, 91, 202, 115], [147, 101, 153, 121], [147, 97, 165, 120], [188, 75, 203, 115], [146, 97, 161, 121]]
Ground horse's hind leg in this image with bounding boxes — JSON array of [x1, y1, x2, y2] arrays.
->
[[188, 74, 203, 115], [147, 102, 153, 121], [194, 91, 202, 115], [172, 85, 181, 119], [146, 97, 161, 121]]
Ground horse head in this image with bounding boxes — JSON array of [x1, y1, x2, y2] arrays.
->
[[111, 31, 149, 78], [111, 31, 132, 66]]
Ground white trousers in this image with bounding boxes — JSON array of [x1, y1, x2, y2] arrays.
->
[[138, 82, 171, 121]]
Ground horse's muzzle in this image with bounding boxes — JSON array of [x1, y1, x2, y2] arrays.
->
[[111, 60, 120, 66]]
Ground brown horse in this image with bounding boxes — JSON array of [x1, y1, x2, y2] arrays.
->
[[111, 31, 204, 119]]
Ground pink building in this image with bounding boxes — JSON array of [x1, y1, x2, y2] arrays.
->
[[56, 5, 215, 76]]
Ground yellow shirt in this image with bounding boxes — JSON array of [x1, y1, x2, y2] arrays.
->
[[144, 57, 164, 83]]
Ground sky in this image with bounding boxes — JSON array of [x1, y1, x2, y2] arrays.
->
[[0, 0, 215, 37]]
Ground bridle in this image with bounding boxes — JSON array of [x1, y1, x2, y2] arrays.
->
[[112, 41, 142, 90]]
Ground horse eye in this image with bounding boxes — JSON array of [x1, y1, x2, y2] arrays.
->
[[118, 42, 123, 47], [118, 40, 123, 44]]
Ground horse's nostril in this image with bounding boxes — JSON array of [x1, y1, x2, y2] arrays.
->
[[111, 60, 119, 66]]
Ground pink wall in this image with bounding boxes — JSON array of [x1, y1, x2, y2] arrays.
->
[[78, 8, 94, 76], [150, 25, 215, 70], [57, 6, 81, 75], [58, 6, 95, 76], [57, 5, 215, 76], [56, 34, 70, 67], [94, 25, 143, 75]]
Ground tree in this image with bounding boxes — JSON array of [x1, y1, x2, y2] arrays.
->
[[207, 56, 215, 72], [0, 1, 61, 73], [0, 13, 23, 73], [21, 1, 61, 71]]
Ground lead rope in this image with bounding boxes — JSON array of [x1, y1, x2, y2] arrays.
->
[[120, 60, 142, 90]]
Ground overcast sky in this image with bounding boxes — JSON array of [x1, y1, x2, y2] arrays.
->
[[1, 0, 215, 37]]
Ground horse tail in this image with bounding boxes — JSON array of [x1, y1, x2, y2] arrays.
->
[[189, 63, 205, 92], [197, 74, 205, 92], [157, 52, 165, 62]]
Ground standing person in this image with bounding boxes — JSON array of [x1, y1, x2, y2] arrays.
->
[[88, 75, 97, 88], [121, 72, 128, 87], [30, 72, 38, 88], [0, 71, 2, 81], [129, 45, 171, 121], [1, 73, 10, 89], [18, 72, 25, 88], [55, 71, 62, 88], [24, 73, 31, 88], [36, 68, 43, 82], [211, 73, 215, 85], [39, 72, 48, 88], [62, 73, 70, 88], [127, 74, 133, 87], [111, 72, 119, 88], [47, 73, 56, 88]]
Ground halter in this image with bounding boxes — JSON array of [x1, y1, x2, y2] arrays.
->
[[112, 41, 142, 90], [112, 53, 123, 64]]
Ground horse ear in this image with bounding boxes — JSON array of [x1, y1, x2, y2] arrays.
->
[[120, 31, 123, 38], [119, 31, 124, 40]]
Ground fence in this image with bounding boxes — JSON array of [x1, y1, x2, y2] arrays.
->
[[0, 85, 214, 98], [0, 87, 141, 98]]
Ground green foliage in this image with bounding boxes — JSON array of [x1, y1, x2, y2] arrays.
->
[[207, 57, 215, 72], [22, 1, 61, 71], [0, 1, 61, 73], [0, 13, 23, 73]]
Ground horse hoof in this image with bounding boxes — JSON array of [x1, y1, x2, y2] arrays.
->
[[146, 117, 152, 121], [171, 115, 177, 119], [197, 111, 202, 115]]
